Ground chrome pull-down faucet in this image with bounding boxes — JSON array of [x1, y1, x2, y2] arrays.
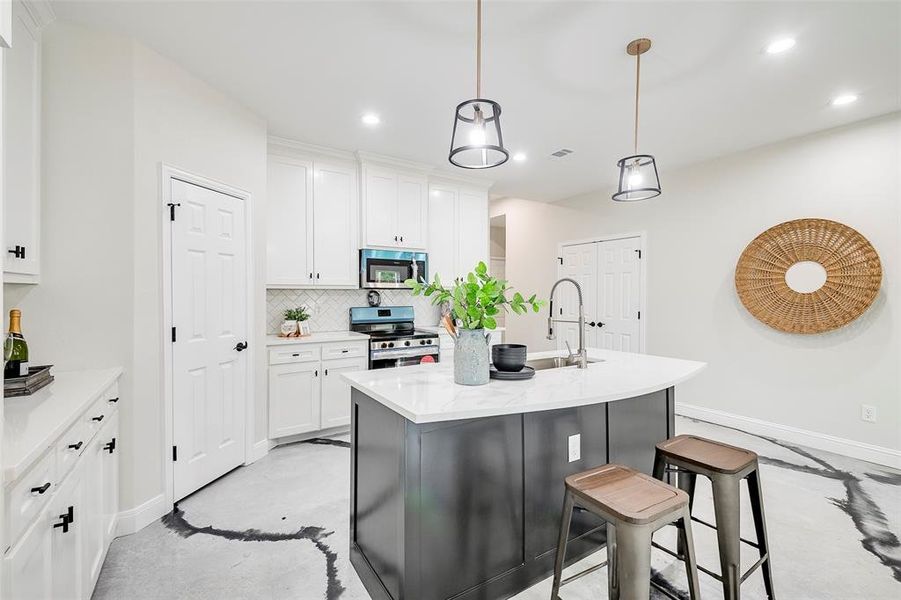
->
[[547, 277, 588, 368]]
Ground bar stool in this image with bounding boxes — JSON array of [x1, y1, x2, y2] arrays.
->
[[550, 463, 701, 600], [653, 435, 776, 600]]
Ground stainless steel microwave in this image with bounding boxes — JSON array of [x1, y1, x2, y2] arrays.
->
[[360, 249, 428, 289]]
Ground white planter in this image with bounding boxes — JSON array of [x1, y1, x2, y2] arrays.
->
[[280, 320, 298, 336]]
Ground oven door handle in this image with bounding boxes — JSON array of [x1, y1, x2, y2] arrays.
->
[[371, 348, 439, 360]]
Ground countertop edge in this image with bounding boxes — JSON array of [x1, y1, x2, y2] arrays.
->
[[266, 332, 370, 346], [3, 367, 124, 485]]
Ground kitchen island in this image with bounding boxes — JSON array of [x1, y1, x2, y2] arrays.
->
[[342, 348, 705, 600]]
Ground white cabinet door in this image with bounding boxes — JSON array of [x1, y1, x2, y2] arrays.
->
[[3, 2, 41, 282], [457, 189, 489, 278], [396, 174, 427, 249], [100, 413, 119, 543], [363, 167, 398, 248], [321, 357, 366, 428], [81, 433, 105, 596], [50, 463, 85, 600], [0, 0, 11, 48], [313, 161, 358, 286], [266, 157, 313, 286], [427, 185, 458, 283], [4, 513, 52, 600], [268, 361, 321, 438]]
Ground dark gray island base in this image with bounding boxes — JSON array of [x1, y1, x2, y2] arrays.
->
[[349, 386, 676, 600]]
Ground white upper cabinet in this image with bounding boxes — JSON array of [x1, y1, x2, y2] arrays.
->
[[361, 162, 428, 250], [266, 146, 359, 288], [427, 182, 489, 282], [3, 0, 42, 283], [312, 161, 358, 286], [267, 157, 313, 286]]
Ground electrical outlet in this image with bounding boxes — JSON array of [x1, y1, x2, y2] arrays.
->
[[568, 434, 581, 462], [861, 404, 877, 423]]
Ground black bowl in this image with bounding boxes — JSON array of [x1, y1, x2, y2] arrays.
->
[[492, 344, 527, 372]]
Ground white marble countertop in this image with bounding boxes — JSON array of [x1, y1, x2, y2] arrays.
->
[[3, 367, 123, 484], [266, 331, 369, 346], [342, 349, 705, 424]]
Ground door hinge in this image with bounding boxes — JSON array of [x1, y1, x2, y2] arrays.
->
[[635, 249, 642, 259], [172, 445, 178, 461], [167, 202, 181, 221], [171, 327, 177, 343], [558, 257, 563, 265]]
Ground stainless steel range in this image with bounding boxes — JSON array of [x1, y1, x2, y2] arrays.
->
[[349, 306, 440, 369]]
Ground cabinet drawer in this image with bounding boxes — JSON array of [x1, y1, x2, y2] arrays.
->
[[55, 420, 89, 482], [321, 342, 367, 361], [269, 345, 321, 365], [6, 450, 56, 546]]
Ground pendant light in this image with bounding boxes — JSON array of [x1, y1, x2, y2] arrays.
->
[[448, 0, 509, 169], [612, 38, 661, 202]]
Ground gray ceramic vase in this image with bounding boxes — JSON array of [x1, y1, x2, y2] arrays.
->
[[454, 328, 490, 386]]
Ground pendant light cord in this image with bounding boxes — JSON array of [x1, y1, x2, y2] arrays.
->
[[634, 49, 641, 155], [476, 0, 482, 98]]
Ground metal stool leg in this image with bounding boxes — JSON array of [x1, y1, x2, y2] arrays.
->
[[680, 507, 702, 600], [747, 468, 776, 599], [676, 470, 697, 559], [653, 449, 666, 481], [712, 474, 742, 600], [607, 522, 619, 600], [612, 523, 653, 600], [549, 490, 574, 600]]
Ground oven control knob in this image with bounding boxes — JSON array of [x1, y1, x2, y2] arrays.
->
[[380, 342, 387, 349], [404, 340, 411, 347], [388, 342, 395, 348], [420, 340, 426, 345]]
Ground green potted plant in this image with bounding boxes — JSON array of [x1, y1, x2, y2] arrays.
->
[[281, 306, 311, 337], [407, 261, 543, 385]]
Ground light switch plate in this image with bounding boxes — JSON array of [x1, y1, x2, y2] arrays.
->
[[568, 434, 581, 462]]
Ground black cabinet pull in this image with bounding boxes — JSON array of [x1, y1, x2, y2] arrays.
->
[[108, 397, 119, 403], [400, 236, 404, 242], [597, 322, 606, 328], [31, 482, 51, 495], [53, 516, 69, 533], [314, 370, 318, 377], [341, 349, 349, 353], [291, 353, 300, 357], [104, 438, 117, 454], [587, 321, 596, 327], [394, 235, 398, 242], [68, 441, 83, 451], [91, 415, 105, 422], [309, 272, 313, 279], [7, 245, 25, 259], [316, 273, 320, 280], [325, 369, 329, 376], [234, 341, 248, 352]]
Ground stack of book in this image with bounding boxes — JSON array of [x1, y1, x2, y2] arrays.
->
[[4, 365, 54, 398]]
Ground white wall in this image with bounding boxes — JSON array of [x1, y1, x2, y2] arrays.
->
[[5, 20, 268, 516], [555, 114, 900, 453]]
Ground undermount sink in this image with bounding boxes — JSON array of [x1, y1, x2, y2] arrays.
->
[[526, 356, 604, 371]]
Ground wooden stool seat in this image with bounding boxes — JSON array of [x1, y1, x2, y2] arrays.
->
[[656, 434, 757, 475], [566, 464, 688, 525]]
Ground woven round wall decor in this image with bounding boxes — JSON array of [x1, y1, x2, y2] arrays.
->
[[735, 219, 882, 334]]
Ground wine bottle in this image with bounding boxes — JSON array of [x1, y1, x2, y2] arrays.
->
[[4, 309, 29, 379]]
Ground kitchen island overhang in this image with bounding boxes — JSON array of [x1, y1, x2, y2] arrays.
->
[[343, 349, 706, 600]]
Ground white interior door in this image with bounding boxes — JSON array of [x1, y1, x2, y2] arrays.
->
[[596, 237, 642, 352], [556, 242, 598, 352], [171, 178, 247, 501]]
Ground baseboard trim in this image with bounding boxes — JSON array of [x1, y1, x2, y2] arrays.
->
[[270, 426, 350, 448], [676, 403, 901, 469], [248, 438, 275, 463], [115, 493, 168, 537]]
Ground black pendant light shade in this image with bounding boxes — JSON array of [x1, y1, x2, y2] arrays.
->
[[449, 99, 509, 169], [612, 154, 661, 201]]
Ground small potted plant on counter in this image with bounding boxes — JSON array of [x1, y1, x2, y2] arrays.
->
[[281, 306, 312, 337], [407, 261, 543, 386]]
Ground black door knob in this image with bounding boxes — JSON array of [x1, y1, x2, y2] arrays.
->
[[234, 341, 248, 352], [597, 322, 606, 328]]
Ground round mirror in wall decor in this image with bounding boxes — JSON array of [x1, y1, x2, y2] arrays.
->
[[735, 218, 882, 334]]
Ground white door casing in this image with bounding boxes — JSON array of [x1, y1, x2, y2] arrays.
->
[[170, 177, 248, 501]]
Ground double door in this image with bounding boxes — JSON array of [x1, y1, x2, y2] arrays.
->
[[557, 237, 642, 353], [267, 156, 358, 287]]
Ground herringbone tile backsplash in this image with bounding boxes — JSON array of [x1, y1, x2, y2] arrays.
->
[[266, 288, 441, 334]]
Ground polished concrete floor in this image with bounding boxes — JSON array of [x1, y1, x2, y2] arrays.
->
[[94, 417, 901, 600]]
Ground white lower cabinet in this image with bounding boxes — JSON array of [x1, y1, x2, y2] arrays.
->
[[268, 341, 367, 438], [3, 375, 121, 600]]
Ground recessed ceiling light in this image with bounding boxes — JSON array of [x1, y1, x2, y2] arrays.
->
[[512, 152, 527, 162], [765, 38, 796, 54], [831, 94, 858, 106], [361, 113, 381, 126]]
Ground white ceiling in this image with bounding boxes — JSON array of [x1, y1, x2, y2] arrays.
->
[[53, 1, 901, 202]]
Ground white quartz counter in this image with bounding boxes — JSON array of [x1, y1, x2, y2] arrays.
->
[[342, 349, 705, 424], [266, 331, 369, 346], [3, 367, 123, 483]]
